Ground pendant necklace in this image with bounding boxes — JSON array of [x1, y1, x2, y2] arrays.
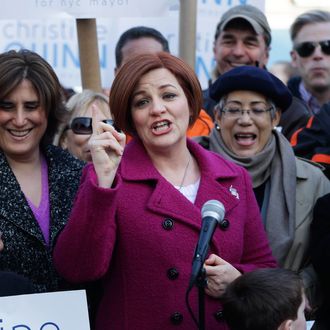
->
[[179, 155, 191, 190]]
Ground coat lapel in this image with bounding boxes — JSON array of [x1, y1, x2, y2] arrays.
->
[[120, 139, 240, 229], [0, 153, 45, 242], [44, 146, 84, 247], [48, 159, 67, 246], [0, 147, 83, 247]]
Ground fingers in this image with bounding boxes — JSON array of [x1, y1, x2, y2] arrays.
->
[[203, 254, 242, 298], [98, 122, 126, 147], [91, 104, 102, 136], [89, 132, 124, 157], [205, 254, 227, 266], [0, 232, 4, 252], [205, 281, 227, 298], [90, 104, 126, 155]]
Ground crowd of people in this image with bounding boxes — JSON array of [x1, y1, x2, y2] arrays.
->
[[0, 3, 330, 330]]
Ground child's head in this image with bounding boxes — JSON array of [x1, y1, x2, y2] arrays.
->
[[222, 268, 306, 330]]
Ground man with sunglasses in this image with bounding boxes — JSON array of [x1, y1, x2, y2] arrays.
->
[[289, 10, 330, 115]]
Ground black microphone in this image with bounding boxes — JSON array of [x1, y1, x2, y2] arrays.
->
[[189, 200, 225, 289]]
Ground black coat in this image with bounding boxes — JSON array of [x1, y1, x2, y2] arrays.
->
[[0, 271, 34, 296], [292, 103, 330, 179], [311, 193, 330, 329], [202, 86, 217, 120], [0, 145, 84, 292], [279, 96, 310, 141]]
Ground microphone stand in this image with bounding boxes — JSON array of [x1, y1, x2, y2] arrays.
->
[[196, 267, 207, 330]]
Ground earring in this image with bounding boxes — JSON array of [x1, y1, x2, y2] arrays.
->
[[215, 123, 220, 131]]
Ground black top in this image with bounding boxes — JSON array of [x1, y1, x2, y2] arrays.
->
[[311, 193, 330, 328], [0, 271, 34, 296], [253, 181, 267, 210]]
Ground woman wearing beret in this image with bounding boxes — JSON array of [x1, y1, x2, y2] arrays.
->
[[196, 66, 330, 310], [54, 53, 276, 330]]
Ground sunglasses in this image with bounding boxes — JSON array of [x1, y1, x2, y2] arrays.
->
[[67, 117, 119, 135], [294, 40, 330, 57]]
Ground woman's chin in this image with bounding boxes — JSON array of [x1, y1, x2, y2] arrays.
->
[[81, 150, 92, 162], [234, 147, 258, 158]]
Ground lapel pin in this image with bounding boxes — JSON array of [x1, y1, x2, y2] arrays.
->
[[229, 185, 239, 199]]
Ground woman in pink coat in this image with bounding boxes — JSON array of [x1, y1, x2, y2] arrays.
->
[[53, 52, 276, 330]]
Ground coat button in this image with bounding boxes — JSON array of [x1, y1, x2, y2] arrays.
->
[[170, 312, 183, 325], [167, 268, 179, 280], [162, 218, 174, 230], [214, 310, 224, 322], [219, 219, 230, 230]]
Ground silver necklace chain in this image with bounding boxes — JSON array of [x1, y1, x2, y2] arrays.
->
[[179, 155, 191, 190]]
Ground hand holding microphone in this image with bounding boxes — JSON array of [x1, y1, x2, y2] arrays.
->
[[204, 254, 241, 298], [188, 199, 241, 295], [189, 200, 226, 289]]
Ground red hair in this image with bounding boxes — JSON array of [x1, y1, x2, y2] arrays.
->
[[110, 52, 202, 135]]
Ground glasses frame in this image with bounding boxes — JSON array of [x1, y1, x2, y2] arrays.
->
[[66, 117, 117, 135], [221, 107, 273, 119], [294, 40, 330, 58]]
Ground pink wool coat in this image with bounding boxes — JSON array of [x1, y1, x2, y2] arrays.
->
[[54, 138, 276, 330]]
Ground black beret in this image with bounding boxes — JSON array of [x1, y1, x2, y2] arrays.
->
[[209, 66, 293, 112]]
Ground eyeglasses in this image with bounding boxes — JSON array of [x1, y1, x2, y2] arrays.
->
[[221, 107, 273, 119], [67, 117, 118, 135], [294, 40, 330, 58]]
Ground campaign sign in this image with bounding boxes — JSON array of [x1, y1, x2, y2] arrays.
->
[[0, 0, 178, 19], [0, 290, 90, 330], [0, 0, 265, 89]]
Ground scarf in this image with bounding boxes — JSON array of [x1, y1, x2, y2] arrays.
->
[[208, 128, 296, 266]]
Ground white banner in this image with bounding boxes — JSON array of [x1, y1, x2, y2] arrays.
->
[[0, 0, 265, 89], [0, 0, 178, 19], [0, 290, 90, 329]]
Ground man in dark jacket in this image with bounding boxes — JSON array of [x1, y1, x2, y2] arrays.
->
[[291, 102, 330, 179]]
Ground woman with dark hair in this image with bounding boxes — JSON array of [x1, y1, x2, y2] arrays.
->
[[0, 49, 84, 292], [54, 52, 276, 329]]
